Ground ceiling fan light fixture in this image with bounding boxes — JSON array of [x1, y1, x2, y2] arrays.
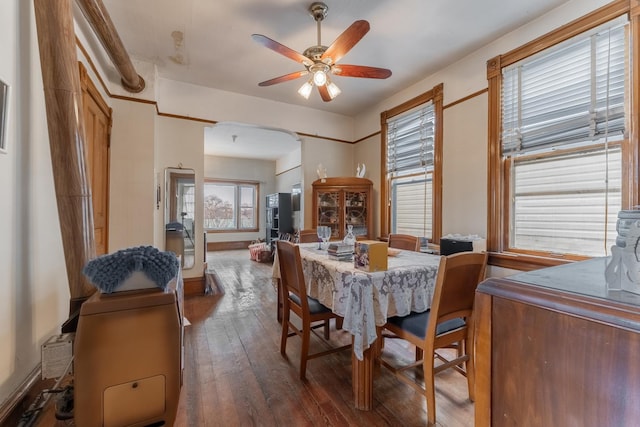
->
[[313, 69, 327, 86], [327, 80, 341, 99], [298, 80, 314, 99]]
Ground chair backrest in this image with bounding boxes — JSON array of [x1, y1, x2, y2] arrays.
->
[[426, 251, 488, 341], [388, 234, 421, 251], [298, 229, 319, 243], [276, 241, 309, 312]]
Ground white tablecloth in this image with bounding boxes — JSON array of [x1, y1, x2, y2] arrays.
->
[[274, 243, 441, 360]]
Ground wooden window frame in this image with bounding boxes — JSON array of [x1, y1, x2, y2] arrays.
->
[[380, 83, 444, 242], [204, 179, 260, 233], [487, 0, 640, 271]]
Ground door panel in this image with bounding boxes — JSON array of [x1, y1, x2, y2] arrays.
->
[[80, 63, 111, 256]]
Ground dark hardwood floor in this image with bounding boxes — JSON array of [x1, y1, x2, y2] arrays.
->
[[35, 250, 474, 426]]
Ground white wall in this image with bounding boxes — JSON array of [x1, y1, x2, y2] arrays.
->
[[353, 135, 381, 237], [276, 167, 301, 195], [108, 98, 157, 251], [441, 94, 488, 237], [276, 146, 301, 175], [0, 0, 73, 405], [157, 79, 355, 142], [301, 137, 355, 228], [156, 116, 207, 275]]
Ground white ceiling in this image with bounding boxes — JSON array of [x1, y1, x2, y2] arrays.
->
[[203, 122, 300, 160], [100, 0, 571, 159]]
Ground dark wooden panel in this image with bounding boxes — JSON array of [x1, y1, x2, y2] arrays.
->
[[206, 240, 253, 251], [491, 297, 640, 426], [476, 258, 640, 426]]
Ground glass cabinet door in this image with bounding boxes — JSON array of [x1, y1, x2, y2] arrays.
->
[[345, 190, 368, 238], [312, 177, 373, 241], [316, 190, 340, 239]]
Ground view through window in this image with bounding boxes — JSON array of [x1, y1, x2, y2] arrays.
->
[[204, 180, 259, 231]]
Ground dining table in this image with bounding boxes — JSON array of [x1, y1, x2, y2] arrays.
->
[[272, 242, 441, 410]]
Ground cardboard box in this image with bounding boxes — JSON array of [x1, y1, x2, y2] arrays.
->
[[354, 240, 388, 272]]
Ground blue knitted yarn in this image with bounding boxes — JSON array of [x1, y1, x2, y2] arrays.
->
[[83, 245, 180, 293]]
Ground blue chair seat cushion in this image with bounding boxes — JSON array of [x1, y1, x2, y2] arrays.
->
[[288, 293, 332, 315], [386, 310, 465, 340]]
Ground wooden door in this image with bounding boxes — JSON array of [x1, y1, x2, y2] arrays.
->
[[80, 63, 111, 256]]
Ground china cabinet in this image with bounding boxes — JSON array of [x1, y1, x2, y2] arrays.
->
[[312, 177, 373, 240]]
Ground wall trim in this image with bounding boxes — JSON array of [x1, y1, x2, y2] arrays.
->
[[354, 130, 381, 143], [183, 275, 206, 297], [0, 365, 43, 425], [443, 88, 488, 110], [207, 240, 253, 251]]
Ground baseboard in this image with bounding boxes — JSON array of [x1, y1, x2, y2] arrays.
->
[[0, 365, 47, 426], [207, 240, 253, 251], [183, 275, 206, 296]]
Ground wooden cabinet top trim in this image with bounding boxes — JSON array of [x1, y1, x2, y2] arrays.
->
[[312, 177, 373, 187]]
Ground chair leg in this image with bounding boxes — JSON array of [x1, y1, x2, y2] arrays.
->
[[300, 321, 311, 380], [424, 353, 437, 426], [335, 317, 343, 330], [415, 347, 424, 362], [280, 313, 290, 356], [276, 279, 283, 323], [465, 331, 475, 401], [323, 319, 330, 340]]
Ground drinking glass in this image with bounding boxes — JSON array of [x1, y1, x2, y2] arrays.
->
[[321, 226, 331, 249], [316, 226, 324, 249]]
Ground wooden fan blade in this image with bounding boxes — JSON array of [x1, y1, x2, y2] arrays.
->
[[252, 34, 312, 66], [321, 20, 370, 65], [318, 84, 332, 102], [258, 70, 309, 87], [332, 64, 392, 79]]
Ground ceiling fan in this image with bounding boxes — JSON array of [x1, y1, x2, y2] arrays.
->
[[251, 2, 392, 102]]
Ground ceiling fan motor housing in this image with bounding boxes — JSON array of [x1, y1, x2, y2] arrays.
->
[[303, 45, 329, 62], [309, 2, 328, 22]]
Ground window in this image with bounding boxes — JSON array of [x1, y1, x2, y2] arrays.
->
[[488, 2, 639, 270], [381, 83, 443, 241], [204, 180, 259, 231]]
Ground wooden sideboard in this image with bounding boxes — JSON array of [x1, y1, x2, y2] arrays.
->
[[475, 257, 640, 426]]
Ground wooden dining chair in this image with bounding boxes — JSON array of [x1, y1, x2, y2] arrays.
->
[[378, 251, 488, 425], [388, 233, 421, 251], [276, 229, 316, 322], [276, 240, 351, 380], [297, 229, 319, 243]]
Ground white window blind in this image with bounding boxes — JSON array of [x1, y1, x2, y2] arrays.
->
[[502, 17, 627, 155], [392, 176, 433, 238], [387, 102, 435, 176], [386, 102, 435, 238], [501, 16, 628, 257], [511, 147, 621, 256]]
